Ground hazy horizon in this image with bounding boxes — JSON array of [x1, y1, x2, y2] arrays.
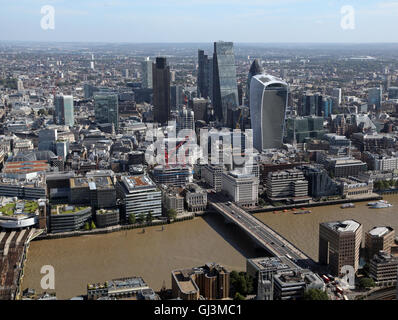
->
[[1, 0, 398, 43]]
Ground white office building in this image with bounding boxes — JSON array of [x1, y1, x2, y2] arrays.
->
[[116, 175, 162, 221], [221, 171, 259, 207]]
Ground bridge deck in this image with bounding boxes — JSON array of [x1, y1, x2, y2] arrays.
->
[[208, 195, 317, 270]]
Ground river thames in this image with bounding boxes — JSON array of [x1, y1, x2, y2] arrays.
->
[[22, 195, 398, 299]]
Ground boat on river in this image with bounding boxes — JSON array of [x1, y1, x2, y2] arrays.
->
[[369, 201, 393, 209], [341, 203, 355, 209], [293, 210, 311, 215]]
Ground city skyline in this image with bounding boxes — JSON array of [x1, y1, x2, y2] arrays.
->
[[2, 0, 398, 43], [2, 1, 398, 303]]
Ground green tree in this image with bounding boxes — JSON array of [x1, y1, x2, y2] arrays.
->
[[233, 292, 245, 300], [146, 211, 153, 223], [381, 180, 389, 190], [167, 209, 177, 220], [90, 221, 96, 230], [230, 271, 254, 297], [374, 181, 382, 191], [258, 198, 266, 207], [84, 222, 90, 231], [359, 277, 375, 289], [304, 289, 329, 300], [235, 274, 248, 295], [137, 213, 146, 224], [38, 109, 48, 116], [129, 213, 136, 225]]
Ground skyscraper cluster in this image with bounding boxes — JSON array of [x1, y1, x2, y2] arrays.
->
[[197, 41, 239, 125]]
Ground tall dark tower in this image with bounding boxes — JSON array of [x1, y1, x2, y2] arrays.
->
[[197, 50, 210, 99], [153, 57, 171, 125]]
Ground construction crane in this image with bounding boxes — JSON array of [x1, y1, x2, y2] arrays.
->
[[164, 135, 191, 167], [236, 110, 243, 129]]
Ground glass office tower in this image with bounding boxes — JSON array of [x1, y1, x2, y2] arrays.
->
[[300, 94, 323, 116], [54, 95, 74, 127], [212, 41, 239, 124], [141, 57, 153, 89], [388, 87, 398, 100], [368, 86, 382, 111], [250, 74, 288, 151], [94, 93, 119, 130], [171, 85, 184, 111]]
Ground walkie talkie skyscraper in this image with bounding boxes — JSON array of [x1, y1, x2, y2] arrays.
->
[[250, 74, 288, 151]]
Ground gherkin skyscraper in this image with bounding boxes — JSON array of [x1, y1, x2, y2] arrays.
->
[[247, 59, 263, 105]]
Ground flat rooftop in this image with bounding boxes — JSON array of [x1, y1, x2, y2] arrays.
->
[[369, 226, 393, 238], [249, 256, 298, 272], [0, 200, 38, 217], [87, 277, 148, 292], [228, 170, 255, 179], [108, 277, 148, 292], [325, 220, 361, 233], [51, 205, 90, 215], [3, 160, 49, 174], [253, 74, 287, 87], [70, 176, 114, 190], [121, 175, 156, 191], [172, 270, 198, 294]]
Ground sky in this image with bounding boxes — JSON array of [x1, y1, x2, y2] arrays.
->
[[0, 0, 397, 43]]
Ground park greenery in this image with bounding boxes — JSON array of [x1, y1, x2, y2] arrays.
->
[[233, 292, 246, 300], [303, 289, 329, 300], [129, 213, 136, 224], [359, 277, 375, 289], [166, 209, 177, 220], [373, 179, 398, 191], [137, 213, 147, 224], [146, 211, 153, 223], [84, 221, 97, 231], [230, 271, 254, 298], [0, 201, 39, 216], [0, 203, 16, 216]]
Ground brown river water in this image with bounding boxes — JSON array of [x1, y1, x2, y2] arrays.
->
[[22, 195, 398, 299]]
